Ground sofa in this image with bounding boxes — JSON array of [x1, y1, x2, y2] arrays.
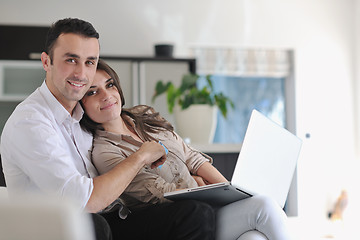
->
[[0, 186, 95, 240], [0, 156, 268, 240], [0, 155, 95, 240]]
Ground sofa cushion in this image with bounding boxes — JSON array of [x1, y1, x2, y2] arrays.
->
[[0, 187, 7, 199]]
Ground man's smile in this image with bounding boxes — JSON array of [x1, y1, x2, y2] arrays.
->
[[68, 80, 87, 88]]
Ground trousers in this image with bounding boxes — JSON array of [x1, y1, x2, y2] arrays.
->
[[215, 195, 292, 240], [91, 213, 113, 240], [100, 199, 215, 240], [93, 195, 291, 240]]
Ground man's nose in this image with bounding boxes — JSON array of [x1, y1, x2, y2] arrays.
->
[[74, 64, 86, 80]]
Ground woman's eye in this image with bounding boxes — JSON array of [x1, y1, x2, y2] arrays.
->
[[107, 82, 114, 88], [86, 90, 96, 96]]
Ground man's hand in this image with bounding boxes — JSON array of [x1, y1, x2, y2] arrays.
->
[[88, 141, 167, 212], [137, 141, 167, 169]]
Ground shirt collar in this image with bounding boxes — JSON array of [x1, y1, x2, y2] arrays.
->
[[97, 129, 143, 148], [39, 81, 85, 124], [96, 129, 125, 143], [95, 114, 144, 145]]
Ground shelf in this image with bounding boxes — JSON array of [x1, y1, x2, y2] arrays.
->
[[0, 95, 29, 102], [101, 55, 196, 74], [0, 60, 44, 102], [190, 143, 242, 153]]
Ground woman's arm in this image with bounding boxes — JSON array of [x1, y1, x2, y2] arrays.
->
[[196, 161, 228, 185]]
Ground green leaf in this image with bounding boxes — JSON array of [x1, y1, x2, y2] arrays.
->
[[166, 84, 178, 113], [180, 74, 198, 93], [205, 74, 213, 91], [152, 80, 172, 103], [152, 73, 234, 119]]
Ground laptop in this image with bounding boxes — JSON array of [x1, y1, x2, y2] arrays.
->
[[164, 109, 302, 207]]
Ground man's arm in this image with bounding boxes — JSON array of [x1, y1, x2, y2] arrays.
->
[[86, 141, 166, 213]]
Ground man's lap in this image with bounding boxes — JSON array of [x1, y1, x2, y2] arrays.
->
[[100, 200, 215, 240]]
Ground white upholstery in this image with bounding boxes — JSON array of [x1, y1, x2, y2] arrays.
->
[[0, 192, 95, 240], [0, 187, 270, 240], [237, 230, 268, 240], [0, 186, 8, 199]]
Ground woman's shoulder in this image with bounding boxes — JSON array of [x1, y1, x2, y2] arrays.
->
[[125, 105, 174, 133], [91, 131, 128, 174], [128, 105, 156, 114], [92, 131, 122, 152], [128, 105, 165, 121]]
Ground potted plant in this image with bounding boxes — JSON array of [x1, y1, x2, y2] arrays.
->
[[152, 73, 234, 143]]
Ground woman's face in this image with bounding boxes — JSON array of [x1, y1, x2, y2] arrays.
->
[[81, 70, 122, 124]]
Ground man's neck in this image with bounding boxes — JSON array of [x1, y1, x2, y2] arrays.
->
[[45, 80, 78, 116]]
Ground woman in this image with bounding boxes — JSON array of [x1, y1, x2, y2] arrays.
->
[[80, 59, 292, 240]]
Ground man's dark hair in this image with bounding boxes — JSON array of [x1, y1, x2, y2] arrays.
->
[[45, 18, 99, 62]]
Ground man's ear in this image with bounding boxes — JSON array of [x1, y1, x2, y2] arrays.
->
[[41, 52, 51, 71]]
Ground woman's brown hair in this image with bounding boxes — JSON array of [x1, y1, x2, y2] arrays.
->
[[80, 59, 174, 141]]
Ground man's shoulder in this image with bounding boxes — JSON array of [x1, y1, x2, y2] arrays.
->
[[0, 90, 55, 161], [3, 90, 54, 130]]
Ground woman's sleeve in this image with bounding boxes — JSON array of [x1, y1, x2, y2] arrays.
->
[[125, 168, 176, 204], [91, 140, 127, 175], [170, 132, 213, 175]]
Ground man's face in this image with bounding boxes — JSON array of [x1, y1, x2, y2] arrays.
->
[[41, 33, 100, 113]]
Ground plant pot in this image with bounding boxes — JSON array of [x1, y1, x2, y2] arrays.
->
[[174, 105, 217, 144], [154, 44, 174, 57]]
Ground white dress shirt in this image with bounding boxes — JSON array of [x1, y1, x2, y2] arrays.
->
[[0, 81, 98, 209]]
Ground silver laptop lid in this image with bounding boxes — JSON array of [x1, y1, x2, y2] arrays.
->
[[231, 109, 302, 207]]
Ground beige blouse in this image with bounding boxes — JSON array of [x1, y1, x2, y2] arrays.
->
[[91, 107, 213, 210]]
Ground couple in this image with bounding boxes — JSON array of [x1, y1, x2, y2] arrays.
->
[[1, 18, 292, 240]]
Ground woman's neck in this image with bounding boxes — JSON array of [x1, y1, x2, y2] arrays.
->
[[103, 117, 143, 142], [103, 117, 127, 134]]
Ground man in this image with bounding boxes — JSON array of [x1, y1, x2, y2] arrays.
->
[[1, 18, 215, 240]]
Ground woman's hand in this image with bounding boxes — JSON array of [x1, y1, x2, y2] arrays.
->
[[192, 175, 207, 186], [196, 162, 228, 184]]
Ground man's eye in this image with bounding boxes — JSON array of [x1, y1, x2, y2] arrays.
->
[[86, 60, 96, 65], [66, 59, 76, 63]]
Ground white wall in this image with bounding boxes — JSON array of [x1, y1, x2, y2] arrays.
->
[[1, 0, 358, 220]]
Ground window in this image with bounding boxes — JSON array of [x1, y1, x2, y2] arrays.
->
[[192, 47, 294, 144], [210, 75, 285, 143]]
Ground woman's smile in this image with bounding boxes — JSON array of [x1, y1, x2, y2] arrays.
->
[[100, 101, 118, 110], [81, 69, 123, 125]]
